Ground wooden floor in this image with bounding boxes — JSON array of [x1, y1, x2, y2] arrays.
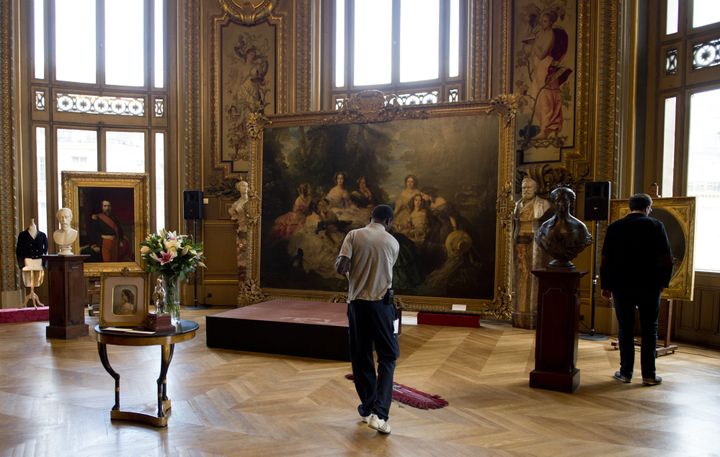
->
[[1, 307, 719, 457]]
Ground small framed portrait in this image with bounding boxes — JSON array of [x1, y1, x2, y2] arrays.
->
[[100, 273, 149, 327]]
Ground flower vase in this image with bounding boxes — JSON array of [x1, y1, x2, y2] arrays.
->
[[161, 274, 182, 327]]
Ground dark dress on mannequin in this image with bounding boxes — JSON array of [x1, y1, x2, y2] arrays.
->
[[16, 230, 49, 269]]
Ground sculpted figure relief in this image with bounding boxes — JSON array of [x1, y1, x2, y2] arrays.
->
[[53, 208, 78, 256], [512, 177, 552, 327], [229, 180, 251, 227]]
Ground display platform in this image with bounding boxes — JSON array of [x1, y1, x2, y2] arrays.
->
[[206, 299, 350, 361]]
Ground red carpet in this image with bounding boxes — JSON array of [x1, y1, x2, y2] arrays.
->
[[0, 307, 49, 323], [417, 312, 481, 328], [345, 374, 448, 409]]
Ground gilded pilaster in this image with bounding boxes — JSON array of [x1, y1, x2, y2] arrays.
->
[[0, 0, 19, 290]]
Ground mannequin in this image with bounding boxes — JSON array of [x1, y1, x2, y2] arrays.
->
[[16, 218, 49, 269], [53, 208, 78, 256]]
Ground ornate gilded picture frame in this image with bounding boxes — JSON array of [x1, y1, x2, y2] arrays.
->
[[609, 196, 696, 300], [243, 95, 516, 319], [61, 171, 149, 276]]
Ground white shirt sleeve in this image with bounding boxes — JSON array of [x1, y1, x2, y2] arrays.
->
[[338, 231, 354, 259]]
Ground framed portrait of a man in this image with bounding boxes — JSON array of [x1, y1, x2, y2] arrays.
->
[[61, 172, 149, 275]]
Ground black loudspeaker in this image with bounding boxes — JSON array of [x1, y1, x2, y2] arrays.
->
[[583, 181, 611, 221], [183, 190, 204, 220]]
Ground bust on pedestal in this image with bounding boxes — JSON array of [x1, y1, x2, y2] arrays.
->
[[45, 208, 88, 339], [530, 186, 592, 393], [53, 208, 78, 256]]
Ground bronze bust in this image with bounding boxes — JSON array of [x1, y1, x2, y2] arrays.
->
[[535, 186, 592, 269]]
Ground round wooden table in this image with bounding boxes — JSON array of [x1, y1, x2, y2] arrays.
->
[[94, 320, 198, 427]]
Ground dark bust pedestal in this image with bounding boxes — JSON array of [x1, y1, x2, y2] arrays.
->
[[529, 268, 587, 393], [43, 254, 89, 339]]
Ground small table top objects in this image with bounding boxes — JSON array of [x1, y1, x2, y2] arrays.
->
[[93, 320, 199, 427]]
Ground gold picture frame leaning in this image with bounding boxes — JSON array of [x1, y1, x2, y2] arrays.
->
[[61, 171, 150, 276], [99, 273, 149, 327], [609, 196, 696, 301]]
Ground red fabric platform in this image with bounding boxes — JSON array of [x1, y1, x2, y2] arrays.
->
[[417, 312, 481, 328], [206, 299, 350, 361], [0, 307, 49, 323]]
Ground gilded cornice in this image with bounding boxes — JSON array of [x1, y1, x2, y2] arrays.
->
[[0, 0, 19, 289], [219, 0, 274, 25], [323, 90, 430, 124]]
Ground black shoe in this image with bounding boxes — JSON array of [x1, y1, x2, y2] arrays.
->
[[642, 375, 662, 386], [613, 371, 631, 383]]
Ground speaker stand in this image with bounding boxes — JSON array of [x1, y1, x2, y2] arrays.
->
[[580, 219, 608, 341], [186, 219, 208, 310]]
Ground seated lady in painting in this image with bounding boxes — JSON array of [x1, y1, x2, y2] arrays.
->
[[393, 174, 419, 230], [350, 176, 375, 208], [287, 199, 345, 280], [113, 288, 136, 315], [325, 172, 351, 210], [401, 193, 430, 245], [267, 183, 312, 244]]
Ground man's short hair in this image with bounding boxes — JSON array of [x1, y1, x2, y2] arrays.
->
[[629, 193, 652, 211], [371, 204, 394, 221]]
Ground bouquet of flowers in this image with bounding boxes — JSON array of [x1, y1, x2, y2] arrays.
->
[[140, 229, 206, 320]]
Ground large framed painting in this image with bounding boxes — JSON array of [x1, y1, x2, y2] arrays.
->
[[609, 197, 696, 300], [61, 172, 149, 276], [513, 0, 578, 164], [245, 95, 516, 317]]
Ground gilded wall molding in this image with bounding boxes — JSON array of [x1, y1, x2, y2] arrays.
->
[[294, 0, 312, 112], [219, 0, 274, 25], [323, 90, 430, 124], [0, 0, 19, 289], [184, 0, 202, 190], [470, 0, 491, 99]]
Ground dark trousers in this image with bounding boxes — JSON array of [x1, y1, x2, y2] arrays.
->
[[613, 288, 661, 379], [347, 299, 399, 421]]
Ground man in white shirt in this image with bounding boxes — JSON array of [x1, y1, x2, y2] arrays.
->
[[335, 204, 400, 435]]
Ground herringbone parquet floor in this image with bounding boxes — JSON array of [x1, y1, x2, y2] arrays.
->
[[1, 308, 719, 457]]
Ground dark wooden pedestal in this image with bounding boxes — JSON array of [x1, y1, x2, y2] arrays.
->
[[43, 255, 89, 339], [529, 268, 587, 393]]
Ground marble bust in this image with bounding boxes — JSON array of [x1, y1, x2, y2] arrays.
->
[[229, 180, 250, 222], [53, 207, 78, 256], [535, 186, 592, 269]]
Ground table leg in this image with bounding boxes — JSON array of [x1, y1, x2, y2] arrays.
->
[[157, 344, 175, 417], [97, 342, 120, 410]]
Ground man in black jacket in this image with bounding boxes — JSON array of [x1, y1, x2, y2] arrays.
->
[[600, 193, 673, 386]]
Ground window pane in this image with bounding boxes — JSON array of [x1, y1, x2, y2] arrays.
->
[[687, 88, 720, 272], [36, 127, 47, 235], [57, 129, 97, 208], [105, 0, 144, 86], [661, 97, 676, 197], [354, 0, 391, 86], [155, 132, 165, 230], [693, 0, 720, 28], [400, 0, 439, 83], [34, 0, 45, 79], [665, 0, 678, 34], [448, 0, 460, 77], [106, 131, 145, 172], [154, 0, 164, 88], [55, 0, 96, 84], [335, 0, 345, 87]]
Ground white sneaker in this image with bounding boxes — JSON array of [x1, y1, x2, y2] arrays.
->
[[368, 414, 391, 434], [360, 415, 370, 423]]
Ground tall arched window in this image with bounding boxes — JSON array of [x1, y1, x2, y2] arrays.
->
[[646, 0, 720, 272], [29, 0, 171, 235], [325, 0, 467, 109]]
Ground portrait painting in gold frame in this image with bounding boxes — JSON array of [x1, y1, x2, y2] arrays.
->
[[61, 171, 149, 276]]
